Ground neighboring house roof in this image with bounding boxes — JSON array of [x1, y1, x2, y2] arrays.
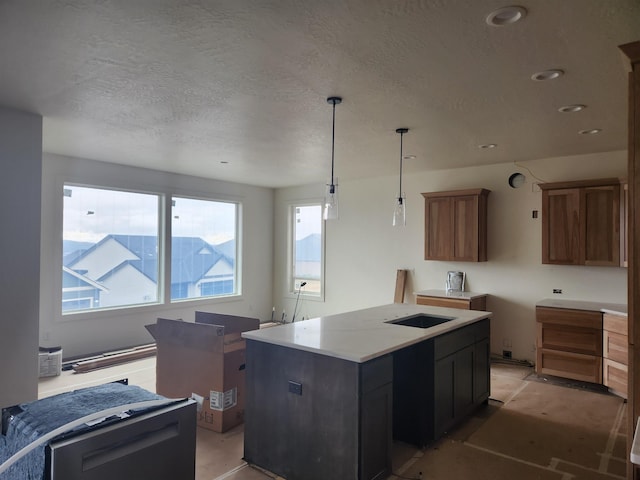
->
[[98, 258, 159, 283], [171, 236, 232, 284], [63, 249, 87, 266], [64, 234, 233, 285], [215, 238, 235, 259], [62, 266, 107, 291], [296, 233, 321, 262]]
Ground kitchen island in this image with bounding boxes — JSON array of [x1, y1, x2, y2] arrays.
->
[[242, 304, 492, 480]]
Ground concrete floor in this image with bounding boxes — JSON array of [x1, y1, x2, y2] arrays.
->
[[38, 357, 627, 480]]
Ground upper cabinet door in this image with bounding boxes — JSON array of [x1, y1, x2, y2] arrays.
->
[[542, 188, 581, 265], [540, 179, 623, 267], [424, 196, 453, 260], [452, 195, 480, 262], [423, 189, 490, 262], [583, 185, 620, 266]]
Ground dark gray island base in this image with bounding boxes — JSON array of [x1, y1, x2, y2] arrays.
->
[[242, 305, 491, 480]]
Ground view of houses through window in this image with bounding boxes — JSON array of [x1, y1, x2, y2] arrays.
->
[[292, 204, 323, 296], [62, 185, 238, 313], [171, 196, 237, 301]]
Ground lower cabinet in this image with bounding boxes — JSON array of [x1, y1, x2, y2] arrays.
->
[[603, 313, 628, 397], [393, 319, 490, 447], [535, 307, 602, 383], [434, 343, 474, 438], [473, 337, 490, 403], [536, 306, 629, 397]]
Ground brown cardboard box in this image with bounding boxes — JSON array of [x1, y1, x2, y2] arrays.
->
[[146, 312, 259, 432], [38, 346, 62, 377]]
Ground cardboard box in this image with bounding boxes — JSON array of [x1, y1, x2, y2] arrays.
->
[[38, 346, 62, 377], [146, 312, 259, 432]]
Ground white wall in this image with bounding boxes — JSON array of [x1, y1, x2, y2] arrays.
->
[[274, 151, 628, 362], [40, 154, 274, 359], [0, 107, 42, 408]]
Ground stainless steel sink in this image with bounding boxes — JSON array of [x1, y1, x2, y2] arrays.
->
[[385, 314, 455, 329]]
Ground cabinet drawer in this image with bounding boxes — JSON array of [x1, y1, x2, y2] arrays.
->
[[603, 358, 627, 397], [469, 318, 490, 342], [417, 296, 469, 309], [603, 330, 628, 365], [434, 328, 475, 360], [603, 313, 627, 335], [536, 348, 602, 383], [536, 322, 602, 356], [361, 354, 393, 394], [536, 307, 602, 329], [416, 295, 487, 311], [433, 319, 488, 360]]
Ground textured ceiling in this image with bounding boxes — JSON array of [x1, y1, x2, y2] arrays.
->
[[0, 0, 638, 188]]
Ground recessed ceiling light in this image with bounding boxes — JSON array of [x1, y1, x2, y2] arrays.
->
[[486, 6, 527, 26], [220, 161, 229, 164], [558, 104, 586, 113], [478, 143, 497, 149], [579, 128, 602, 135], [403, 155, 416, 160], [531, 69, 564, 81]]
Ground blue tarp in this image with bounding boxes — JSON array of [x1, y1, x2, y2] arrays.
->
[[0, 383, 163, 480]]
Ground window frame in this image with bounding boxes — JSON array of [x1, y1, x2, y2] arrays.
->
[[60, 182, 243, 317], [169, 194, 241, 303], [288, 200, 325, 302]]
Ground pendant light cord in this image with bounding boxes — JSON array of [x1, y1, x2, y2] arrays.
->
[[331, 100, 336, 187], [326, 97, 342, 193], [396, 128, 408, 202], [399, 132, 403, 201]]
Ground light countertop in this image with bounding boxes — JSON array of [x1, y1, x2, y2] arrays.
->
[[415, 289, 488, 300], [242, 303, 491, 363], [536, 298, 627, 316]]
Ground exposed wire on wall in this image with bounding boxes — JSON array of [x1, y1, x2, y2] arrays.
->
[[513, 160, 548, 188]]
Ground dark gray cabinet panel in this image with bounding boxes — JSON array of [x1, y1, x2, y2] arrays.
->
[[360, 381, 393, 480], [474, 337, 490, 403], [243, 340, 392, 480], [394, 319, 490, 446]]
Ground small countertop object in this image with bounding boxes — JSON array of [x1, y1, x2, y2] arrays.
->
[[242, 303, 491, 363], [415, 289, 488, 300], [536, 298, 627, 316]]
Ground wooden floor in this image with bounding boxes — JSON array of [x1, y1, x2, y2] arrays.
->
[[38, 358, 627, 480]]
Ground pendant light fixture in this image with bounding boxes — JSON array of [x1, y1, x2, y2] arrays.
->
[[324, 96, 342, 220], [393, 128, 409, 227]]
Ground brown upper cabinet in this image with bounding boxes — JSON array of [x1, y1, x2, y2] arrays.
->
[[422, 188, 490, 262], [540, 178, 625, 267]]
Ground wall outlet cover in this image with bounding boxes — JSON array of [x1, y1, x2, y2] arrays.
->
[[288, 381, 302, 395]]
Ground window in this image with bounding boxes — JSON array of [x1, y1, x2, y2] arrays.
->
[[291, 203, 323, 297], [171, 197, 238, 301], [62, 185, 240, 314], [62, 186, 160, 312]]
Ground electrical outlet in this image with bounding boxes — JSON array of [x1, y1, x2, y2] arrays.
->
[[553, 289, 562, 294], [502, 350, 512, 359], [288, 381, 302, 395]]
